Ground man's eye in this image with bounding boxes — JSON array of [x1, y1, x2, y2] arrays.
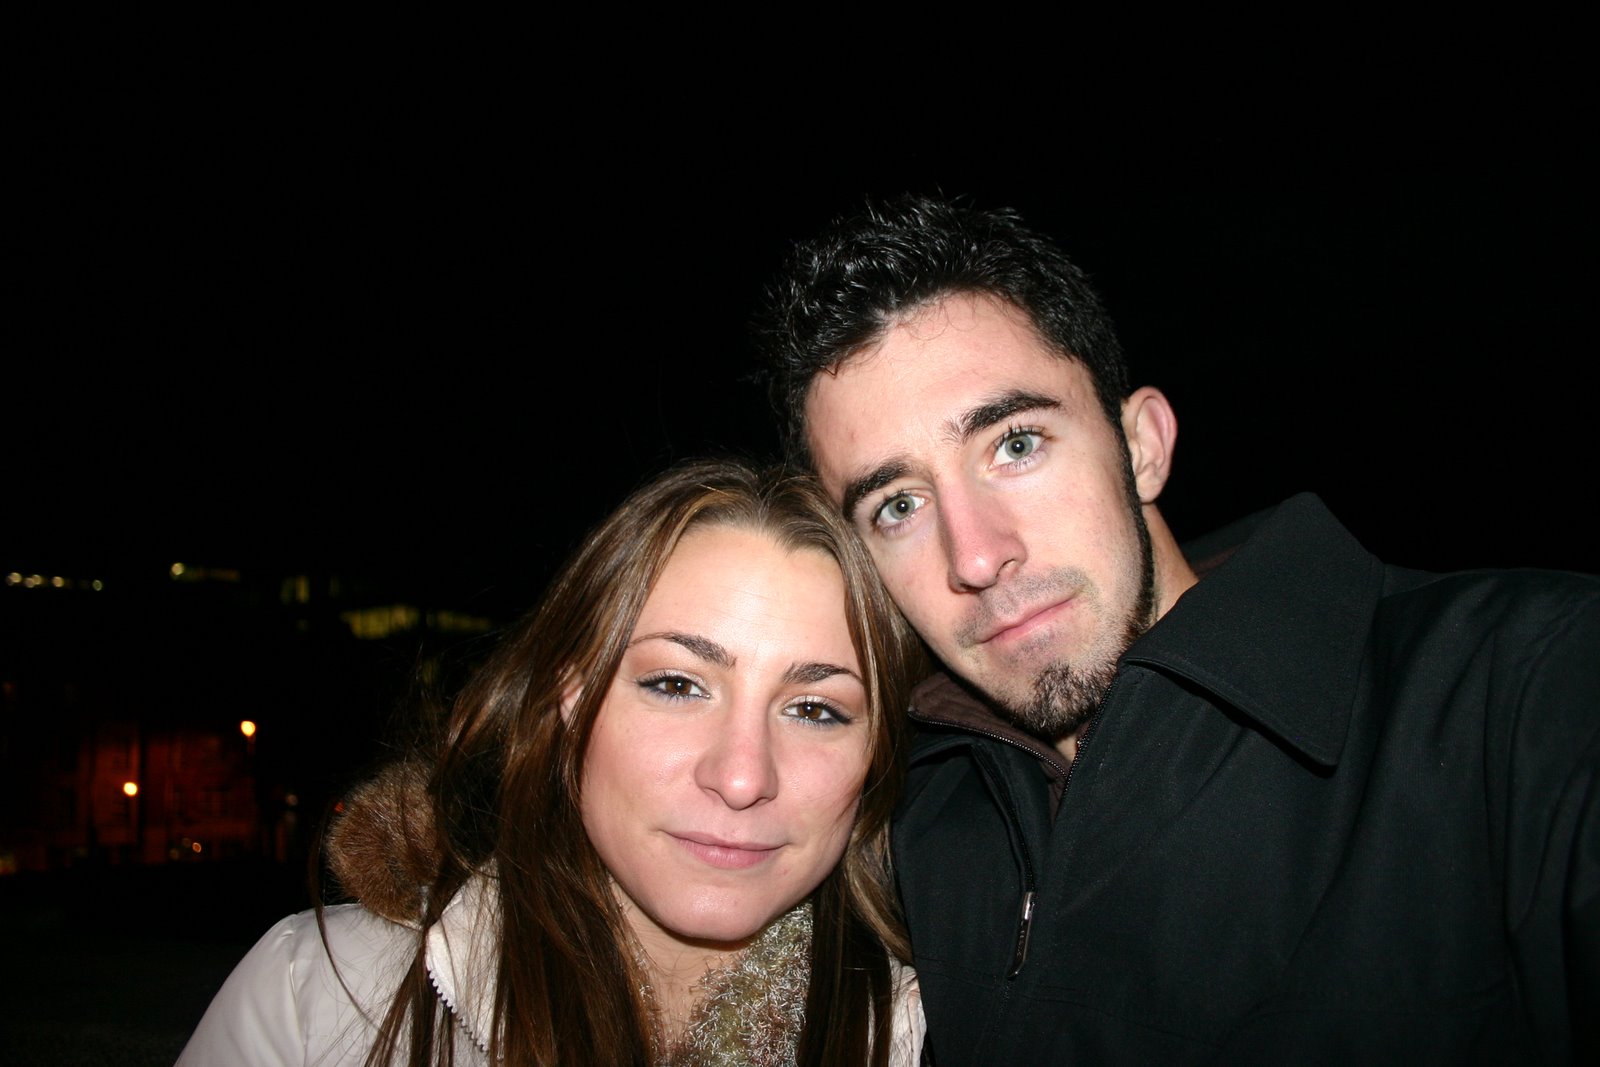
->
[[994, 429, 1042, 465], [874, 492, 923, 527]]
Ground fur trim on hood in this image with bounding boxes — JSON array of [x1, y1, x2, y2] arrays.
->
[[324, 760, 440, 923]]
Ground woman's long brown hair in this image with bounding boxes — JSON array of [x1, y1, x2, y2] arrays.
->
[[333, 458, 925, 1066]]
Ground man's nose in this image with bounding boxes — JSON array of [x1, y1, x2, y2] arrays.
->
[[694, 705, 779, 809], [940, 484, 1024, 592]]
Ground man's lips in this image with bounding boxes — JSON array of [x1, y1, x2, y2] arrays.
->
[[670, 832, 782, 870], [977, 597, 1074, 646]]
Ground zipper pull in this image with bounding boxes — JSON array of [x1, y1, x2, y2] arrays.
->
[[1007, 890, 1036, 978]]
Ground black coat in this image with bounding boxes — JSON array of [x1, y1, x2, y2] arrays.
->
[[892, 494, 1599, 1065]]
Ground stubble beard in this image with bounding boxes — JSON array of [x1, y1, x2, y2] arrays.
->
[[1006, 469, 1156, 742]]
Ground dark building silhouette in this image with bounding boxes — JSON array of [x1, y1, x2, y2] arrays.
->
[[0, 560, 499, 878]]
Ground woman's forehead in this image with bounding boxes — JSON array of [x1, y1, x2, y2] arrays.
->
[[630, 526, 860, 673]]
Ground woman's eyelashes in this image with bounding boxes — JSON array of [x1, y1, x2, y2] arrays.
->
[[784, 698, 854, 728], [637, 672, 709, 701], [635, 673, 856, 727]]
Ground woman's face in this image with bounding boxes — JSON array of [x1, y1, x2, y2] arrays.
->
[[579, 523, 872, 956]]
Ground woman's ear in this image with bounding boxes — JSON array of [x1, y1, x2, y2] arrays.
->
[[558, 672, 585, 725], [1120, 386, 1179, 504]]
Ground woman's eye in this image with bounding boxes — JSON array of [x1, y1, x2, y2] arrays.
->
[[874, 492, 923, 528], [641, 674, 707, 700], [786, 699, 852, 727], [994, 428, 1042, 465]]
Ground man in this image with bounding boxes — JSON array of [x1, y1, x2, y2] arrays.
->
[[752, 193, 1598, 1064]]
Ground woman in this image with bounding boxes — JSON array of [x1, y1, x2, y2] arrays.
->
[[176, 458, 927, 1066]]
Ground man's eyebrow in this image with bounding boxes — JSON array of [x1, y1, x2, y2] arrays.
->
[[840, 459, 909, 525], [949, 390, 1062, 444], [783, 661, 861, 686], [838, 391, 1063, 523], [630, 631, 734, 667]]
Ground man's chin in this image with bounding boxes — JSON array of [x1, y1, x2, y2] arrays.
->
[[1012, 661, 1114, 740]]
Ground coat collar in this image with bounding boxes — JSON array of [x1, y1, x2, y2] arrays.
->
[[1125, 492, 1383, 767], [425, 873, 499, 1054]]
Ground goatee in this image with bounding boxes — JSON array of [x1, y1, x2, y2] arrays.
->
[[1011, 477, 1156, 741]]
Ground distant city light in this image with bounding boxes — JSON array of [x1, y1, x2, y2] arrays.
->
[[122, 781, 139, 797], [240, 720, 257, 739], [191, 841, 203, 853], [170, 562, 186, 577], [3, 572, 107, 592]]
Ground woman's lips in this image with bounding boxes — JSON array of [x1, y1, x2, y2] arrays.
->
[[671, 833, 781, 870]]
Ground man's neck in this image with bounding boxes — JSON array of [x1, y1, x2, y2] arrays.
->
[[1055, 722, 1090, 764], [1147, 505, 1201, 618]]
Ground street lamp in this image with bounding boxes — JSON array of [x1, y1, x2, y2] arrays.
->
[[239, 720, 263, 856]]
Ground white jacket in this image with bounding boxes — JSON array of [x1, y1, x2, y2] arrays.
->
[[176, 877, 924, 1065]]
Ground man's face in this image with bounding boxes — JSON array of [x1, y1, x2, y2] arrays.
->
[[805, 293, 1153, 738]]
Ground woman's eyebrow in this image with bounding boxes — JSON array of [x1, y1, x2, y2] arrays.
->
[[629, 637, 859, 687], [784, 661, 861, 686], [630, 631, 734, 667]]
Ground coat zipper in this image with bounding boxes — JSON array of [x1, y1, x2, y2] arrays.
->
[[913, 678, 1116, 980], [427, 961, 491, 1054]]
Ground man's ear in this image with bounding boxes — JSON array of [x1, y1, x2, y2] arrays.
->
[[1121, 387, 1179, 504]]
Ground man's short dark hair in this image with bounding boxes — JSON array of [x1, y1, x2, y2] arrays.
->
[[752, 193, 1132, 466]]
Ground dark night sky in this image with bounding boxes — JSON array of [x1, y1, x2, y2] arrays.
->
[[2, 41, 1594, 882], [11, 61, 1598, 621], [6, 45, 1595, 1062]]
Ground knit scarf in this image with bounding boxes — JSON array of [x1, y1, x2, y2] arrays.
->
[[641, 902, 814, 1067]]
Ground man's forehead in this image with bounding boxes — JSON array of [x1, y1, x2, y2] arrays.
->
[[866, 292, 1047, 358], [803, 299, 1091, 513], [806, 296, 1071, 415], [823, 293, 1059, 389]]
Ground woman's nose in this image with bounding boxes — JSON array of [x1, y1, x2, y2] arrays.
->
[[693, 707, 779, 809]]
